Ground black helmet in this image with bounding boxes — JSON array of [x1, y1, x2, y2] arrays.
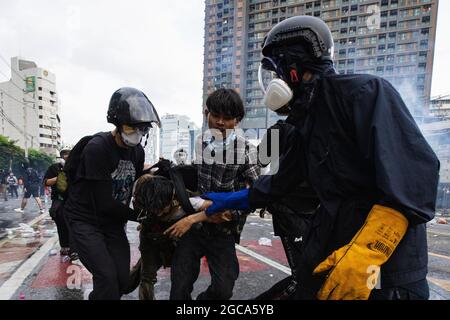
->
[[107, 87, 161, 127], [262, 16, 334, 61]]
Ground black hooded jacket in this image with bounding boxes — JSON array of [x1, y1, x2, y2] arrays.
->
[[250, 73, 440, 290]]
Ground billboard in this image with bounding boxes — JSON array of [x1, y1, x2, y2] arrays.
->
[[25, 76, 35, 92]]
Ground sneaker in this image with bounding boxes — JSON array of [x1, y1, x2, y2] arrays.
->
[[69, 252, 79, 262], [14, 208, 24, 213], [39, 209, 46, 214]]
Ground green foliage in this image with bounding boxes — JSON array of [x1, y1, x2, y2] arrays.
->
[[0, 135, 55, 176], [28, 148, 54, 174]]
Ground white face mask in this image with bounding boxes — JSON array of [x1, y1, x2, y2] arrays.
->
[[258, 63, 293, 112], [121, 131, 143, 147], [58, 158, 66, 166]]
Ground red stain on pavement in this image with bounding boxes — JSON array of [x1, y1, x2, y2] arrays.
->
[[240, 239, 288, 266], [31, 256, 92, 288], [27, 239, 288, 289]]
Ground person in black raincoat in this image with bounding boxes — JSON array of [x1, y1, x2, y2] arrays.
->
[[203, 16, 440, 300]]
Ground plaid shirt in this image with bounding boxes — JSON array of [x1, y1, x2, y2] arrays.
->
[[195, 132, 260, 239]]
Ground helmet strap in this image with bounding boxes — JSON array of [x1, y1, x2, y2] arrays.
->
[[143, 133, 150, 148]]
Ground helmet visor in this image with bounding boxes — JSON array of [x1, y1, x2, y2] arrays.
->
[[258, 57, 281, 94], [127, 95, 161, 127]]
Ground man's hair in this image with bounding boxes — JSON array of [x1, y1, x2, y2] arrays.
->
[[206, 88, 245, 122], [133, 174, 174, 220]]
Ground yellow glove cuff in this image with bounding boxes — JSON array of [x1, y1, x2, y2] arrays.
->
[[313, 204, 409, 300], [352, 204, 408, 260]]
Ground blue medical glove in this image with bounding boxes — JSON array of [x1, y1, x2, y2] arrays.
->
[[203, 189, 250, 216]]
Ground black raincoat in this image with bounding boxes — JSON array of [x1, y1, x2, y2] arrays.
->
[[250, 73, 440, 297]]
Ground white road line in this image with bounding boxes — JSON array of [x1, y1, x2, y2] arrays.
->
[[235, 244, 291, 275], [0, 235, 58, 300], [429, 252, 450, 261]]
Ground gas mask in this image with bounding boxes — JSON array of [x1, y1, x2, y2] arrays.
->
[[120, 124, 150, 147], [258, 56, 293, 112], [58, 158, 66, 166]]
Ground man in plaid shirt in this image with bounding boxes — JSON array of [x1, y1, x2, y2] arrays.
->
[[170, 88, 260, 300]]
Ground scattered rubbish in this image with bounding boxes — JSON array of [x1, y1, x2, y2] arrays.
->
[[258, 237, 272, 247], [19, 293, 25, 300], [49, 249, 58, 256], [62, 255, 71, 263], [437, 218, 448, 225], [43, 229, 57, 237], [269, 274, 274, 277], [4, 223, 41, 238]]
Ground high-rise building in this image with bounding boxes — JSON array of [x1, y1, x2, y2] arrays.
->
[[202, 0, 439, 138], [430, 94, 450, 119], [0, 57, 61, 156], [159, 114, 199, 162]]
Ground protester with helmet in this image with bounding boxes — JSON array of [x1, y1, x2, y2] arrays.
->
[[44, 147, 78, 260], [203, 16, 440, 300], [63, 87, 160, 300]]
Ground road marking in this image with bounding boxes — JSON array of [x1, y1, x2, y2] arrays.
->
[[0, 235, 58, 300], [235, 244, 291, 275], [427, 277, 450, 292], [429, 252, 450, 261]]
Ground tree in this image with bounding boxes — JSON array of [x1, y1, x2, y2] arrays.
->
[[28, 148, 55, 174], [0, 135, 55, 176], [0, 135, 27, 176]]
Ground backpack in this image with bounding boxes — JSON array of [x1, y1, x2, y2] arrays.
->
[[57, 135, 96, 196]]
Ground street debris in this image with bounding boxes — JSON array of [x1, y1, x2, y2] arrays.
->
[[258, 237, 272, 247]]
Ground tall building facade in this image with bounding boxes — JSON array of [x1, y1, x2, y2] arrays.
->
[[203, 0, 439, 138], [0, 57, 61, 156], [159, 114, 199, 162]]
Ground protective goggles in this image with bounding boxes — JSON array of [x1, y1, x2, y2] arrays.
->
[[258, 56, 283, 94], [122, 124, 151, 135]]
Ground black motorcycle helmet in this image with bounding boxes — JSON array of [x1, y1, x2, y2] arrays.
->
[[262, 15, 334, 62], [107, 87, 161, 128]]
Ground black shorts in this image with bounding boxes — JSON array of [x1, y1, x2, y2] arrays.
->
[[24, 185, 40, 198]]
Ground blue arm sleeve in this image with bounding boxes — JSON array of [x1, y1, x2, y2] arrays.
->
[[203, 189, 250, 216]]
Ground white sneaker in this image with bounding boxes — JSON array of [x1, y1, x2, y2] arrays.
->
[[14, 208, 24, 213]]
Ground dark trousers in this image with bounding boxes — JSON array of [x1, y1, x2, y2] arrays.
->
[[126, 226, 175, 300], [170, 230, 239, 300], [9, 185, 18, 198], [369, 279, 430, 300], [255, 236, 301, 300], [69, 218, 130, 300], [50, 200, 71, 248]]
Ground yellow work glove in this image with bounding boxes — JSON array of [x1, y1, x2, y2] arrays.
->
[[313, 205, 408, 300]]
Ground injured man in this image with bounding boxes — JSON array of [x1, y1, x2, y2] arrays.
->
[[124, 173, 231, 300]]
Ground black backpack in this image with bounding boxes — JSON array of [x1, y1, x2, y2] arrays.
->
[[147, 159, 199, 215], [57, 135, 97, 197]]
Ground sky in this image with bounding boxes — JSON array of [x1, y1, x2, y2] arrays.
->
[[0, 0, 449, 145]]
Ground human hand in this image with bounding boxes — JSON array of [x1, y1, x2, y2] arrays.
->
[[164, 215, 195, 238]]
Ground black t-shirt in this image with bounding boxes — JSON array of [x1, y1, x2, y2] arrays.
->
[[44, 163, 63, 200], [24, 169, 41, 187], [64, 132, 144, 224]]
